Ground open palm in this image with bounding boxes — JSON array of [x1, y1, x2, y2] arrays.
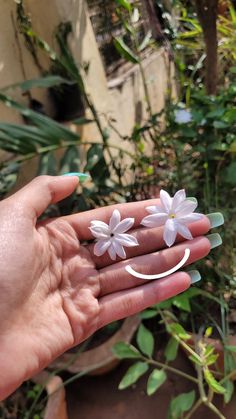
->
[[0, 176, 211, 400]]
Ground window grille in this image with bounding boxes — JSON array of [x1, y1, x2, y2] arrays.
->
[[87, 0, 150, 77]]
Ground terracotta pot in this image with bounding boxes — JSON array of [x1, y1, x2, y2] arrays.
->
[[32, 371, 68, 419], [183, 334, 236, 381], [50, 315, 141, 375]]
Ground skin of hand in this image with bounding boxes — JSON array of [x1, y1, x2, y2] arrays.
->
[[0, 176, 211, 400]]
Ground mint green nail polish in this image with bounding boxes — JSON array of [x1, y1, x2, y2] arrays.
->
[[187, 270, 201, 284], [187, 197, 198, 204], [63, 172, 90, 182], [206, 233, 222, 249], [207, 212, 224, 228]]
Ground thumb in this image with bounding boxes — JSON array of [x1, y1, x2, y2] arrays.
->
[[8, 175, 81, 221]]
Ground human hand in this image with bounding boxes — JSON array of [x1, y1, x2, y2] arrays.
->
[[0, 175, 216, 399]]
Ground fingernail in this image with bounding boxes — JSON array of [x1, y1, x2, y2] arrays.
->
[[187, 270, 201, 284], [206, 233, 222, 249], [207, 212, 224, 228], [63, 172, 90, 182], [187, 197, 198, 204]]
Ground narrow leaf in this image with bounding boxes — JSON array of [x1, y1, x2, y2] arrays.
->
[[114, 37, 139, 64], [204, 369, 226, 394], [223, 380, 234, 404], [225, 345, 236, 353], [2, 76, 72, 92], [115, 0, 132, 12], [168, 323, 191, 341]]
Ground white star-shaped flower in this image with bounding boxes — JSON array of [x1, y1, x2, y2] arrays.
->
[[141, 189, 203, 247], [89, 209, 139, 260]]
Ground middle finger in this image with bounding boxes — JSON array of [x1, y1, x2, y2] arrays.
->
[[87, 216, 211, 269], [98, 236, 211, 296]]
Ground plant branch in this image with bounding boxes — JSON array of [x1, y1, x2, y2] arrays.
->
[[184, 398, 202, 419], [146, 358, 198, 384]]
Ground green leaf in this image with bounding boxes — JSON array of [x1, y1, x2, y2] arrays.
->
[[118, 362, 149, 390], [59, 146, 81, 174], [2, 76, 72, 92], [72, 117, 94, 125], [0, 93, 79, 143], [112, 342, 141, 359], [136, 324, 154, 358], [225, 345, 236, 353], [115, 0, 132, 11], [205, 354, 219, 367], [147, 369, 167, 396], [223, 380, 234, 404], [205, 326, 213, 338], [164, 337, 179, 362], [138, 30, 152, 52], [206, 109, 225, 118], [168, 390, 196, 419], [223, 162, 236, 186], [188, 354, 203, 367], [85, 144, 104, 171], [168, 323, 191, 341], [204, 369, 226, 394], [172, 294, 191, 312], [114, 37, 139, 64], [37, 152, 56, 176], [139, 309, 158, 319], [213, 120, 229, 129]]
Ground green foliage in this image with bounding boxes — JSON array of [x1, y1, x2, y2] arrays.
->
[[136, 324, 154, 358], [147, 369, 167, 396], [167, 390, 196, 419], [114, 37, 139, 63], [164, 337, 179, 362], [118, 362, 149, 390], [112, 342, 141, 359]]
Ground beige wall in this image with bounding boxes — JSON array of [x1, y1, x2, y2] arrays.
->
[[0, 0, 174, 185]]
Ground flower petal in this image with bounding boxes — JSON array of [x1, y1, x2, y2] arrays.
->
[[109, 209, 121, 231], [89, 225, 110, 239], [141, 213, 168, 228], [176, 222, 193, 240], [112, 240, 126, 259], [163, 219, 177, 247], [171, 189, 186, 211], [90, 220, 109, 229], [94, 239, 111, 256], [108, 243, 117, 260], [175, 200, 197, 218], [178, 213, 203, 223], [146, 205, 167, 215], [160, 189, 172, 213], [115, 233, 139, 247], [113, 217, 134, 234]]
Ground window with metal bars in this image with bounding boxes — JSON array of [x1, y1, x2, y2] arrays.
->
[[87, 0, 151, 77]]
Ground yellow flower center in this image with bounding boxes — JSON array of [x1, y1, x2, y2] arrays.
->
[[169, 213, 175, 219]]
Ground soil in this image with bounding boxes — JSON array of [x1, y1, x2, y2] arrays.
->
[[66, 351, 236, 419]]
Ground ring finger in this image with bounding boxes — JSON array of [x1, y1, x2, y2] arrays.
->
[[98, 236, 211, 296]]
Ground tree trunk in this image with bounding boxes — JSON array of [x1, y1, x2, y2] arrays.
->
[[195, 0, 219, 95]]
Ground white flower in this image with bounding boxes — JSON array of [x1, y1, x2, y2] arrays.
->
[[174, 109, 192, 124], [89, 209, 139, 260], [141, 189, 203, 247]]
